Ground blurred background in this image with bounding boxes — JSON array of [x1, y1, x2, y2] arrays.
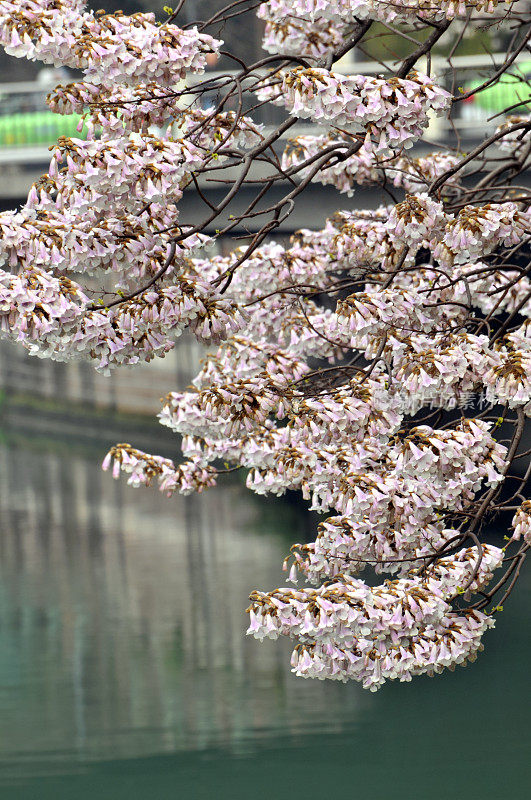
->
[[0, 3, 530, 799]]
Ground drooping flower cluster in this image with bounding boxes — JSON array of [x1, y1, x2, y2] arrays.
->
[[258, 8, 345, 58], [281, 417, 506, 584], [47, 132, 205, 212], [282, 136, 462, 195], [496, 115, 531, 155], [433, 202, 529, 266], [0, 264, 89, 342], [510, 500, 531, 545], [264, 68, 451, 154], [103, 443, 217, 495], [261, 0, 504, 30], [0, 250, 246, 371], [0, 0, 221, 84], [248, 545, 504, 689], [47, 80, 184, 136]]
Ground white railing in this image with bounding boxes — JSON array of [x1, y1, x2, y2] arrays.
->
[[0, 52, 528, 163]]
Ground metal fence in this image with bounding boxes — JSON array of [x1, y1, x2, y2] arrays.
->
[[0, 53, 529, 154]]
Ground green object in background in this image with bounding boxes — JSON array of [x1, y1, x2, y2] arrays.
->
[[464, 59, 531, 113], [0, 110, 86, 147]]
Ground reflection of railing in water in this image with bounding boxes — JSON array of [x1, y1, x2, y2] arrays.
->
[[0, 433, 366, 763], [0, 335, 203, 416]]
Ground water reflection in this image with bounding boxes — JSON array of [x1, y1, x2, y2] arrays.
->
[[0, 427, 367, 768], [0, 421, 529, 800]]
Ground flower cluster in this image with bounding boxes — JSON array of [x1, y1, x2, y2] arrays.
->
[[0, 264, 88, 343], [510, 500, 531, 545], [282, 136, 462, 195], [0, 1, 220, 86], [271, 68, 451, 154], [262, 0, 503, 27], [176, 109, 264, 152], [484, 348, 531, 409], [103, 444, 217, 495], [282, 419, 506, 580], [258, 8, 345, 58], [47, 80, 184, 136], [47, 132, 205, 213], [0, 260, 245, 372], [248, 545, 503, 689], [289, 610, 494, 687], [434, 202, 529, 266], [496, 115, 531, 155]]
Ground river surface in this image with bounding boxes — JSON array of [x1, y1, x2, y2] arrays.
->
[[0, 415, 528, 799]]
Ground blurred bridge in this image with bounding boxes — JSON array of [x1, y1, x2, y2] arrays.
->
[[0, 52, 528, 206]]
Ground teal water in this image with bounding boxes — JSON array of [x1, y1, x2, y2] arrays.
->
[[0, 424, 529, 799]]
